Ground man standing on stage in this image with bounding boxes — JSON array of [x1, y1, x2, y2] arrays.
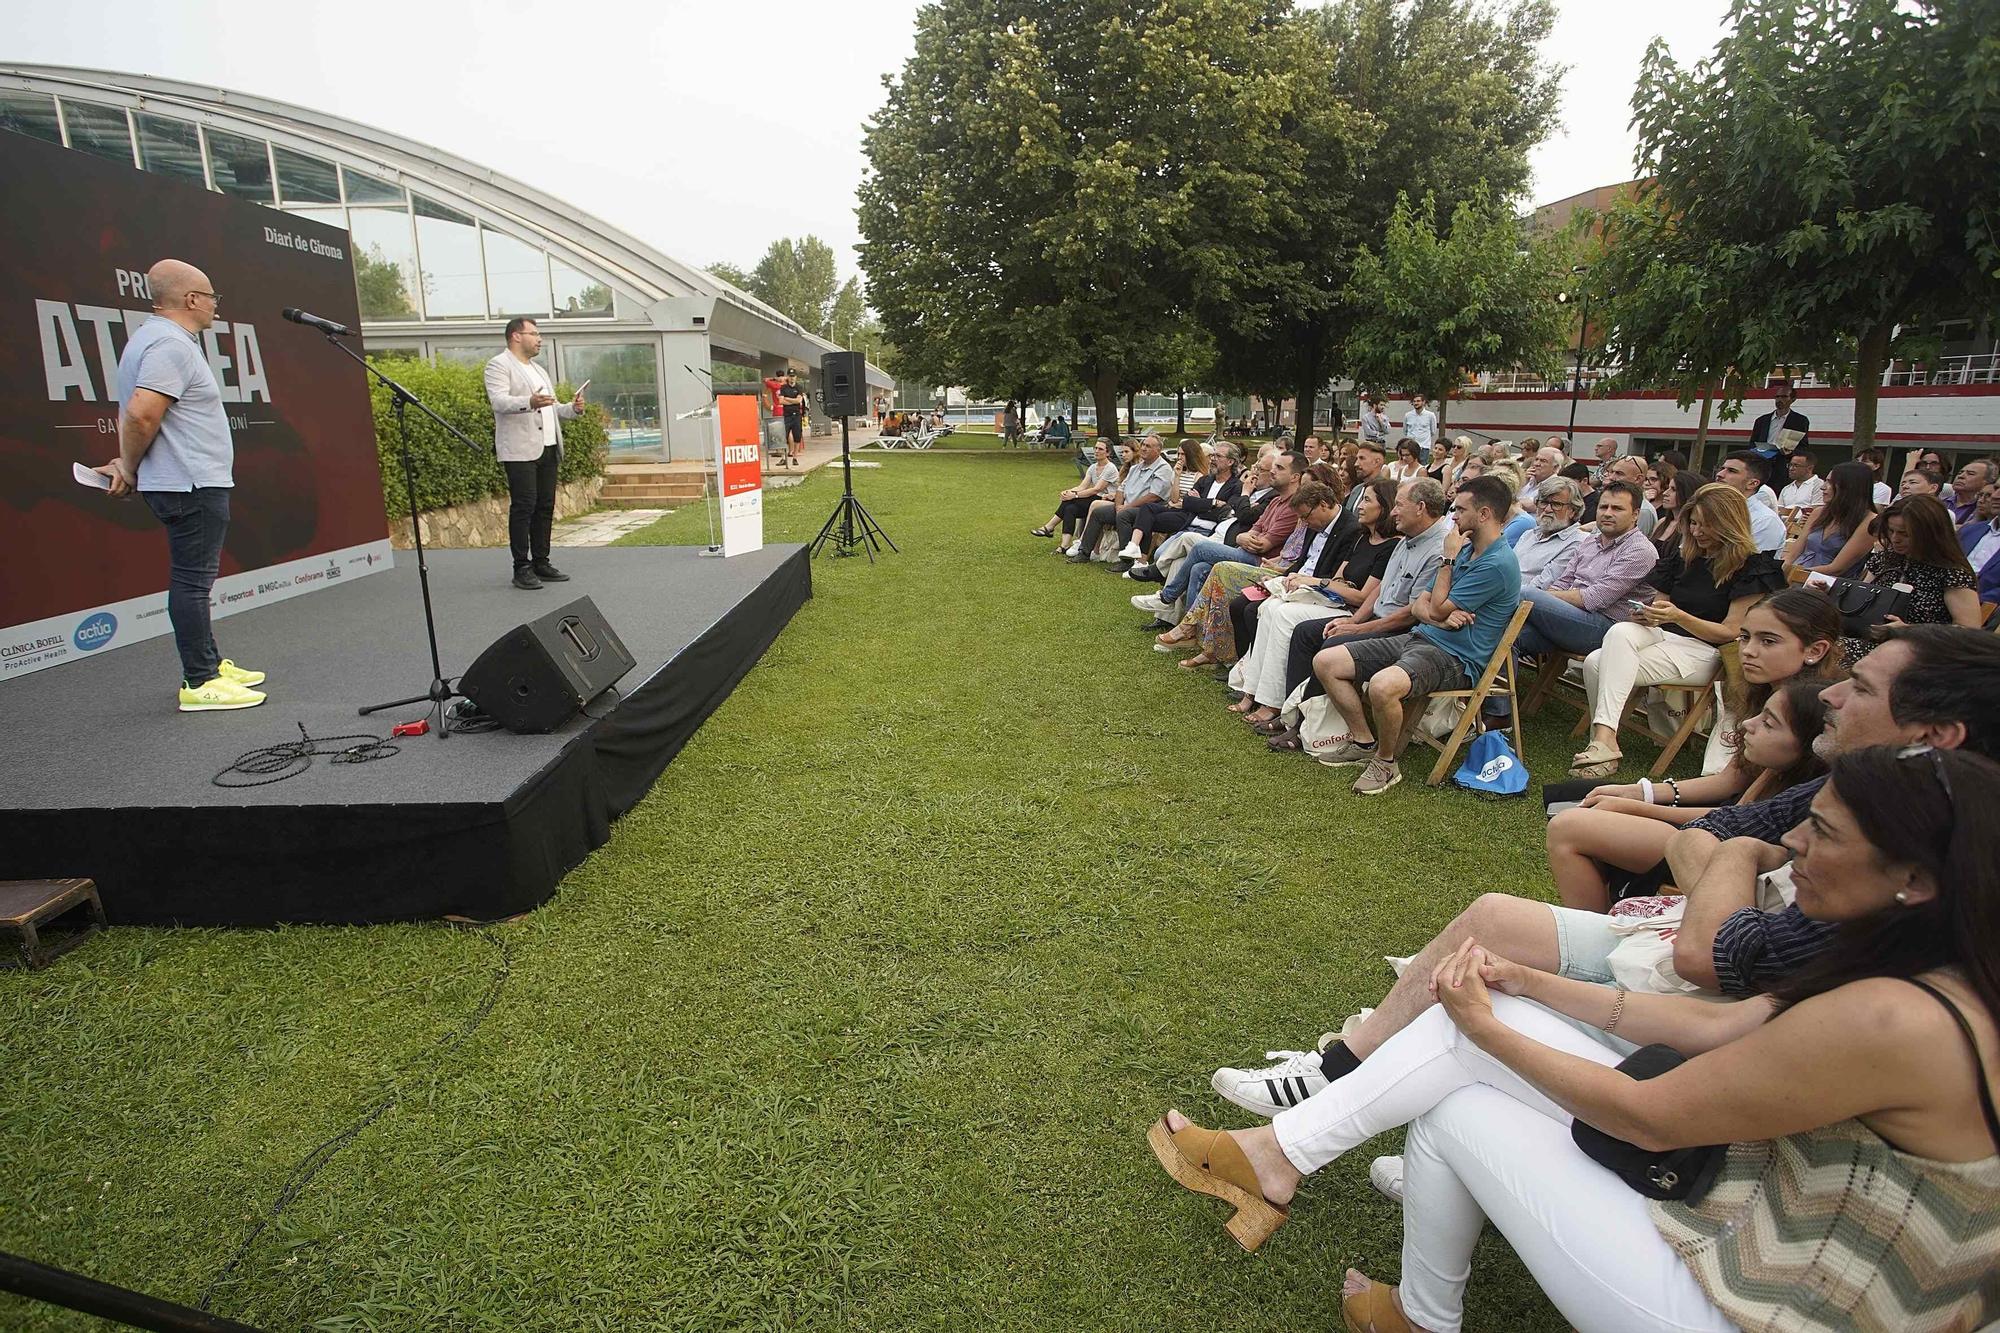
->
[[778, 368, 809, 468], [484, 318, 583, 589], [95, 258, 267, 713]]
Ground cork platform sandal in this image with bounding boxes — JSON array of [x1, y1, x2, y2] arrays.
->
[[1146, 1114, 1289, 1252]]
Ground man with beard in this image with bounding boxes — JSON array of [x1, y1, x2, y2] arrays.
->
[[1509, 481, 1658, 658]]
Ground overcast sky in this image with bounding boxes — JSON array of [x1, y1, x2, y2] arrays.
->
[[10, 0, 1732, 287]]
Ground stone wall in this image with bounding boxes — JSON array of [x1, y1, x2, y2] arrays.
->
[[386, 477, 604, 550]]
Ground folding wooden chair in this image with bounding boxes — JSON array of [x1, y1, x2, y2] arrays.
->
[[1400, 602, 1534, 787], [1522, 650, 1581, 716]]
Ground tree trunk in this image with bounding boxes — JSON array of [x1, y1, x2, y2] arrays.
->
[[1852, 320, 1892, 452], [1090, 369, 1121, 445], [1125, 390, 1137, 436], [1692, 379, 1716, 471], [1176, 388, 1186, 436], [1293, 336, 1323, 446]]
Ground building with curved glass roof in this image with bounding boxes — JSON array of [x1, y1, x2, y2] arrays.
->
[[0, 65, 891, 462]]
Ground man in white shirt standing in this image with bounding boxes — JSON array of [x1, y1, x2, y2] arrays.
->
[[486, 318, 584, 590], [1776, 451, 1827, 521], [1401, 393, 1440, 461]]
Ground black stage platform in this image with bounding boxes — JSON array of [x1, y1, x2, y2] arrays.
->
[[0, 545, 810, 926]]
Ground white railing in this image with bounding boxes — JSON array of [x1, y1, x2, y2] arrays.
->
[[1886, 354, 2000, 387]]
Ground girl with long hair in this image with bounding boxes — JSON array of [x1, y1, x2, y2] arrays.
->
[[1571, 485, 1785, 779], [1149, 747, 2000, 1333], [1784, 459, 1878, 577]]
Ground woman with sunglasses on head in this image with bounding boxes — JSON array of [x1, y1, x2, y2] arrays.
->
[[1149, 745, 2000, 1333]]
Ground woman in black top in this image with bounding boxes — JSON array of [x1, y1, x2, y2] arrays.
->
[[1571, 484, 1785, 778]]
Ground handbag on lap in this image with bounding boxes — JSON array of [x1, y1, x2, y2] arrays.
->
[[1824, 576, 1911, 637]]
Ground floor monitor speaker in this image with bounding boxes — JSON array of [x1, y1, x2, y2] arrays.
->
[[458, 596, 637, 734]]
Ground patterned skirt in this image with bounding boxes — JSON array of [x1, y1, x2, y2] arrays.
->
[[1182, 561, 1271, 663]]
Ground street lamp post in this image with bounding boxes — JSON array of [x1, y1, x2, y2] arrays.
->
[[1565, 264, 1590, 443]]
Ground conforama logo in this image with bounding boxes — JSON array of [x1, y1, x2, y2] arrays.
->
[[72, 611, 117, 652]]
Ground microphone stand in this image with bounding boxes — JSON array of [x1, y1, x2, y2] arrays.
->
[[311, 331, 484, 738]]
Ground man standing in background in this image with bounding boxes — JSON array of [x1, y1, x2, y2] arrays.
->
[[778, 368, 809, 468], [1401, 392, 1439, 461], [95, 258, 267, 713], [485, 317, 583, 590]]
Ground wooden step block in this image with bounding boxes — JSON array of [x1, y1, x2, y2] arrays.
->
[[0, 878, 106, 969]]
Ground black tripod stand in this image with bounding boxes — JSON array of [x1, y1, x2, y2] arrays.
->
[[314, 333, 483, 737], [810, 415, 897, 560]]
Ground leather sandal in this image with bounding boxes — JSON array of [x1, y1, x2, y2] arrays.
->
[[1266, 726, 1304, 752], [1341, 1273, 1414, 1333], [1146, 1115, 1288, 1252], [1250, 716, 1287, 735], [1568, 739, 1622, 779]]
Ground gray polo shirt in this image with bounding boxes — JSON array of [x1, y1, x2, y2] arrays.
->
[[117, 316, 234, 491], [1373, 515, 1449, 615], [1119, 456, 1177, 505]]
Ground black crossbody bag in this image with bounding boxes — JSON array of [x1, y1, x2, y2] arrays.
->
[[1571, 1044, 1727, 1201]]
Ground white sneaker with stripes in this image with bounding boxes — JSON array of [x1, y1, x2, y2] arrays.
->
[[1210, 1048, 1328, 1118]]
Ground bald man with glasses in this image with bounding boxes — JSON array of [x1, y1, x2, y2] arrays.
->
[[95, 258, 268, 713]]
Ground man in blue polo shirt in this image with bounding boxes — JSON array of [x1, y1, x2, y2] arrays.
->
[[95, 258, 267, 712], [1314, 473, 1522, 795]]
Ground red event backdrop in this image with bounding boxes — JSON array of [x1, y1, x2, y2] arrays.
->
[[0, 128, 390, 680]]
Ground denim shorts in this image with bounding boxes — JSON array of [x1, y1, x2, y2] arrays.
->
[[1343, 631, 1468, 697], [1548, 904, 1619, 985]]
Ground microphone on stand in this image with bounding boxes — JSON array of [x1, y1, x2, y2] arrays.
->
[[282, 307, 354, 337]]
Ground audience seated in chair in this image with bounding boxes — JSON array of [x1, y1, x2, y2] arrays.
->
[[1309, 475, 1524, 798], [1033, 438, 1120, 543], [1231, 477, 1401, 731], [1155, 743, 1999, 1333], [1570, 485, 1785, 779], [1068, 434, 1176, 563], [1512, 481, 1660, 660]]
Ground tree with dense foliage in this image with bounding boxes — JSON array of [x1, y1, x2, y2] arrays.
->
[[1631, 0, 2000, 449], [1204, 0, 1562, 441], [858, 0, 1303, 439], [1343, 192, 1570, 421], [1582, 192, 1765, 460]]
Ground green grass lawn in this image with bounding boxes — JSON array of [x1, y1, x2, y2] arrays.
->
[[0, 454, 1662, 1331]]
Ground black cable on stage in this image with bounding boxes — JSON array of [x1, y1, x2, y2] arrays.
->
[[211, 722, 400, 789], [196, 928, 512, 1315]]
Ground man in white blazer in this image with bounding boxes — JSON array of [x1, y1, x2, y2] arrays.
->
[[485, 317, 583, 589]]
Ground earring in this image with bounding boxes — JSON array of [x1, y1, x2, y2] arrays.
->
[[1895, 891, 1910, 905]]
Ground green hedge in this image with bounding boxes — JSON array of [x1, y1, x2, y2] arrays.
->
[[367, 355, 609, 518]]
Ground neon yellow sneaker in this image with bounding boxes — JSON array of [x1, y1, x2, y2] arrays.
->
[[178, 677, 267, 712], [216, 659, 267, 687]]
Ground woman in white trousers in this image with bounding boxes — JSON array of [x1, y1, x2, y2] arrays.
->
[[1572, 485, 1785, 779]]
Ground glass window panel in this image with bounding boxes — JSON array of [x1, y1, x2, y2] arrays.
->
[[0, 91, 62, 144], [482, 228, 550, 319], [432, 343, 499, 368], [274, 146, 340, 204], [412, 195, 484, 319], [206, 126, 273, 202], [286, 206, 346, 232], [564, 343, 660, 456], [348, 207, 421, 320], [61, 101, 135, 165], [135, 113, 205, 184], [342, 165, 404, 204], [551, 259, 614, 319]]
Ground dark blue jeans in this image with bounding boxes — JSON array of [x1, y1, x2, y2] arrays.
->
[[143, 487, 230, 686]]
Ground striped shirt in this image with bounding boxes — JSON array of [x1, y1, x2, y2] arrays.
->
[[1653, 1118, 1999, 1332], [1687, 778, 1839, 993]]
